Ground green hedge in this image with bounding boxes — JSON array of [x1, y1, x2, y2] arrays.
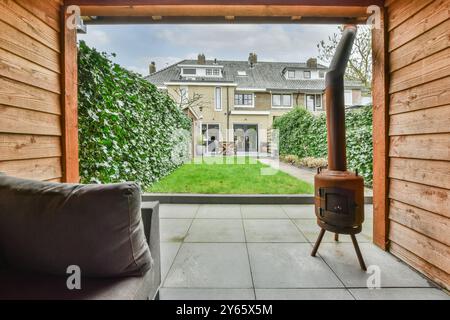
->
[[273, 106, 373, 186], [78, 42, 191, 188]]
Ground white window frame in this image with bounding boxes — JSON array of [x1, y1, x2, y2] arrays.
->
[[234, 92, 254, 108], [181, 68, 197, 76], [304, 70, 311, 79], [179, 86, 189, 106], [201, 123, 221, 154], [271, 93, 293, 108], [287, 70, 295, 79], [215, 87, 222, 111], [305, 93, 323, 111], [345, 90, 353, 106]]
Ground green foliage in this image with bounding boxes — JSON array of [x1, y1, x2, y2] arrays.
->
[[273, 106, 373, 186], [78, 41, 191, 188]]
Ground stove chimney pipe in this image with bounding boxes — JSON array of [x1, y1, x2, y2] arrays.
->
[[325, 25, 357, 171]]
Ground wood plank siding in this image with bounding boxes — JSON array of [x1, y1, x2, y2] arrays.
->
[[0, 0, 64, 181], [386, 0, 450, 290]]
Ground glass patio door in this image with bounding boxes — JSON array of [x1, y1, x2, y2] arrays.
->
[[233, 124, 258, 153]]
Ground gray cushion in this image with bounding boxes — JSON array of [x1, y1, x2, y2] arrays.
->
[[0, 268, 157, 300], [0, 176, 152, 278]]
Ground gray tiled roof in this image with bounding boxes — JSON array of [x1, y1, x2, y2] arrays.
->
[[145, 59, 363, 92]]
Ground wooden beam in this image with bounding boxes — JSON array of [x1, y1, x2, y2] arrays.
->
[[66, 0, 383, 6], [372, 6, 390, 250], [61, 6, 79, 183]]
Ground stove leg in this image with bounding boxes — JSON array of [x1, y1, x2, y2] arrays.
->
[[334, 233, 339, 242], [311, 228, 326, 257], [350, 234, 367, 271]]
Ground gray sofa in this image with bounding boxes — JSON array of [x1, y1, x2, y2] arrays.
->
[[0, 175, 161, 300]]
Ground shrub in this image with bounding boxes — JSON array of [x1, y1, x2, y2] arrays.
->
[[274, 106, 373, 186], [78, 42, 192, 189]]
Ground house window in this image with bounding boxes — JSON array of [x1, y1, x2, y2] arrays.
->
[[180, 87, 188, 105], [306, 94, 322, 111], [206, 69, 213, 76], [304, 71, 311, 79], [206, 68, 221, 76], [215, 87, 222, 111], [287, 70, 295, 79], [319, 70, 325, 78], [237, 71, 247, 76], [345, 90, 353, 106], [235, 93, 253, 106], [182, 68, 196, 75], [272, 94, 292, 108], [213, 69, 220, 76]]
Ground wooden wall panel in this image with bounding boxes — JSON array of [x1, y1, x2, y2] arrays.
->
[[0, 0, 64, 182], [387, 0, 450, 290]]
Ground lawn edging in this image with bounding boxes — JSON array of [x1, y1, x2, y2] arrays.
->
[[143, 193, 373, 205]]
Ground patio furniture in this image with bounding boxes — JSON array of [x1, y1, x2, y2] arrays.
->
[[0, 175, 161, 300]]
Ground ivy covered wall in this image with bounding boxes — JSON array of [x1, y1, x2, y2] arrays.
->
[[78, 42, 191, 189]]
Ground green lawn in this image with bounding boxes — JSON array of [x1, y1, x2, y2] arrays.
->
[[147, 157, 314, 194]]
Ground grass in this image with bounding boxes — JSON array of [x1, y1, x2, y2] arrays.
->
[[147, 157, 314, 194]]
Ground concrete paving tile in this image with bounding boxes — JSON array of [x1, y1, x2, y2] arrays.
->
[[244, 219, 307, 242], [160, 204, 199, 218], [160, 219, 192, 242], [160, 288, 255, 300], [247, 243, 343, 288], [185, 219, 245, 242], [255, 288, 354, 300], [350, 288, 450, 300], [164, 243, 253, 288], [241, 205, 288, 219], [161, 242, 182, 280], [196, 205, 242, 219], [281, 205, 315, 219], [318, 243, 433, 288]]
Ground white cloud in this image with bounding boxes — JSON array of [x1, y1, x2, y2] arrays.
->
[[79, 30, 111, 46]]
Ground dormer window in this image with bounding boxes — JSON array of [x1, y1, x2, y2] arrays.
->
[[237, 71, 247, 76], [287, 70, 295, 79], [182, 68, 196, 75], [319, 70, 325, 78], [304, 71, 311, 79], [206, 68, 221, 76]]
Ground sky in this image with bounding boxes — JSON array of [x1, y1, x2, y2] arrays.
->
[[78, 24, 340, 76]]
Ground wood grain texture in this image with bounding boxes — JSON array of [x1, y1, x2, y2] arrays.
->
[[0, 157, 62, 180], [0, 78, 61, 115], [389, 158, 450, 190], [61, 7, 80, 183], [389, 199, 450, 246], [389, 105, 450, 136], [389, 20, 450, 72], [389, 221, 450, 274], [390, 77, 450, 115], [387, 0, 434, 32], [389, 179, 450, 218], [389, 0, 449, 52], [0, 47, 61, 94], [0, 20, 60, 73], [14, 0, 61, 32], [371, 6, 390, 250], [390, 242, 450, 290], [0, 105, 61, 136], [389, 48, 450, 94], [0, 0, 60, 52], [389, 134, 450, 161], [0, 134, 61, 161]]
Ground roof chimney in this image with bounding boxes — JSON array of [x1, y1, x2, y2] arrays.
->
[[149, 61, 156, 74], [197, 53, 206, 65], [248, 52, 258, 66], [307, 58, 317, 68]]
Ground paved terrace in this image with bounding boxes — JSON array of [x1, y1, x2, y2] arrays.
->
[[158, 204, 449, 300]]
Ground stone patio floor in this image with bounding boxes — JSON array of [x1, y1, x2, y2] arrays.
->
[[158, 204, 449, 300]]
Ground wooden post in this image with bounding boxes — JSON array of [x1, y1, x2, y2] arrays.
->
[[372, 6, 390, 250], [61, 5, 80, 183]]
